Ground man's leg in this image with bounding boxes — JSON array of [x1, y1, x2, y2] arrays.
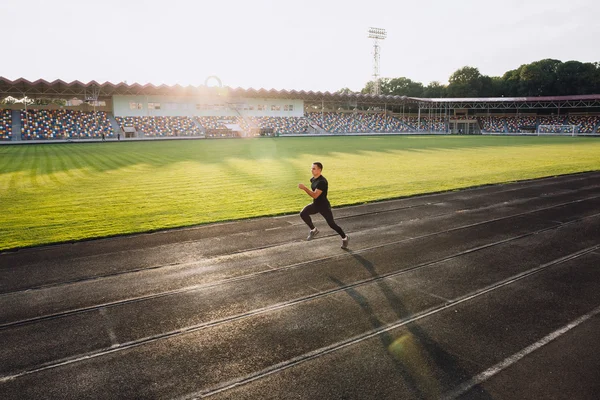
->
[[319, 207, 346, 238], [300, 203, 318, 229], [320, 207, 349, 249], [300, 203, 320, 240]]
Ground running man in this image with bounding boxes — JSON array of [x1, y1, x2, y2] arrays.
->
[[298, 162, 349, 249]]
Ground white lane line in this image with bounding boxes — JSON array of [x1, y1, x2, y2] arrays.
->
[[4, 193, 598, 300], [190, 245, 599, 399], [441, 304, 600, 400], [98, 308, 119, 348]]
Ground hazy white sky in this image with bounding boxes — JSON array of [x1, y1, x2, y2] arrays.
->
[[1, 0, 598, 92]]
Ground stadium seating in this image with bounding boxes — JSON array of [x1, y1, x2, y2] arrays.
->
[[115, 116, 310, 136], [195, 116, 238, 130], [402, 116, 446, 132], [537, 115, 567, 126], [10, 109, 599, 140], [506, 116, 536, 133], [567, 115, 600, 133], [354, 113, 410, 132], [20, 109, 113, 140], [194, 116, 246, 137], [476, 116, 506, 133], [306, 112, 369, 133], [115, 116, 201, 137], [0, 109, 11, 140], [248, 116, 309, 134], [304, 113, 450, 133]]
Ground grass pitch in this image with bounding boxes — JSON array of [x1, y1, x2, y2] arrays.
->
[[1, 135, 599, 251]]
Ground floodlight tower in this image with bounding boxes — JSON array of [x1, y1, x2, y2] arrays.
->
[[368, 27, 386, 96]]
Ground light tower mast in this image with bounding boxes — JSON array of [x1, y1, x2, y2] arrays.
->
[[368, 27, 387, 96]]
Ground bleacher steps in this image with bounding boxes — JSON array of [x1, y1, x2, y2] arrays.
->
[[349, 114, 370, 132], [306, 120, 326, 134], [107, 114, 122, 137], [11, 110, 21, 141], [191, 118, 206, 134]]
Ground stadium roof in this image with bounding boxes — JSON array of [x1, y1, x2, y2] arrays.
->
[[410, 94, 600, 109], [1, 77, 599, 108], [0, 77, 407, 105], [413, 94, 600, 103]]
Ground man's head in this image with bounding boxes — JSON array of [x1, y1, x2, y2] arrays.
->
[[311, 162, 323, 177]]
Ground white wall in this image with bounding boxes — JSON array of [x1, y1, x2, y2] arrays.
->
[[112, 95, 304, 117]]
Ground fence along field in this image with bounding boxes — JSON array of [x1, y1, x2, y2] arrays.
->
[[1, 135, 600, 251]]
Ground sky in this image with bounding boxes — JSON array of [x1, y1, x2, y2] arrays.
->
[[1, 0, 598, 92]]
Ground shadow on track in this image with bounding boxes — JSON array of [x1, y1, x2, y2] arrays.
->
[[329, 252, 492, 399]]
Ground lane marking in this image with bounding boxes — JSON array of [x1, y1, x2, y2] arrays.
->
[[441, 304, 600, 400], [183, 245, 600, 399], [2, 246, 597, 385], [2, 209, 599, 332], [2, 172, 598, 259], [2, 190, 599, 297], [98, 308, 119, 347], [409, 286, 452, 302], [3, 210, 598, 331]]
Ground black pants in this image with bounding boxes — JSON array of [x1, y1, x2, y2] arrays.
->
[[300, 203, 346, 238]]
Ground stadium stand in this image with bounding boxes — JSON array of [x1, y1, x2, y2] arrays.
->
[[354, 113, 410, 132], [20, 109, 113, 140], [306, 112, 369, 133], [236, 117, 253, 133], [195, 116, 238, 130], [115, 116, 309, 137], [568, 115, 600, 133], [402, 117, 418, 131], [1, 78, 599, 141], [115, 116, 201, 137], [476, 116, 506, 133], [248, 116, 309, 134], [403, 116, 446, 132], [424, 117, 446, 132], [0, 109, 11, 140], [538, 115, 567, 126], [194, 116, 244, 137], [506, 116, 537, 133], [303, 113, 453, 134]]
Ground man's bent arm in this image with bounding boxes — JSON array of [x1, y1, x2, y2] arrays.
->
[[298, 184, 323, 199]]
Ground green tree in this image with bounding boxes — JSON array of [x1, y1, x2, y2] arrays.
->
[[476, 76, 505, 97], [447, 66, 483, 97], [556, 61, 598, 95], [380, 77, 424, 97], [422, 81, 447, 98], [360, 58, 600, 98], [518, 59, 561, 96], [360, 81, 376, 94], [592, 63, 600, 93], [501, 68, 523, 96], [336, 87, 356, 95]]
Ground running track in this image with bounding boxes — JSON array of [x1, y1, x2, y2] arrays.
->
[[1, 172, 600, 399]]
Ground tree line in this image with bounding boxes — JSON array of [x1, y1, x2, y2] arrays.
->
[[339, 59, 600, 98]]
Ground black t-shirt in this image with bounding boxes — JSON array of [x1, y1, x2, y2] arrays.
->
[[310, 175, 330, 208]]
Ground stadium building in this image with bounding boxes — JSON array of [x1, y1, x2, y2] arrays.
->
[[1, 77, 600, 141]]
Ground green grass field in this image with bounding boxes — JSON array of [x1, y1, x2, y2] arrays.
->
[[1, 135, 599, 251]]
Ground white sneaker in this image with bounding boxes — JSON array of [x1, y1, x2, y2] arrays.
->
[[341, 236, 349, 249], [307, 228, 319, 241]]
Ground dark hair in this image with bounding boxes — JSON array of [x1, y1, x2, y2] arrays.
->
[[313, 162, 323, 170]]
